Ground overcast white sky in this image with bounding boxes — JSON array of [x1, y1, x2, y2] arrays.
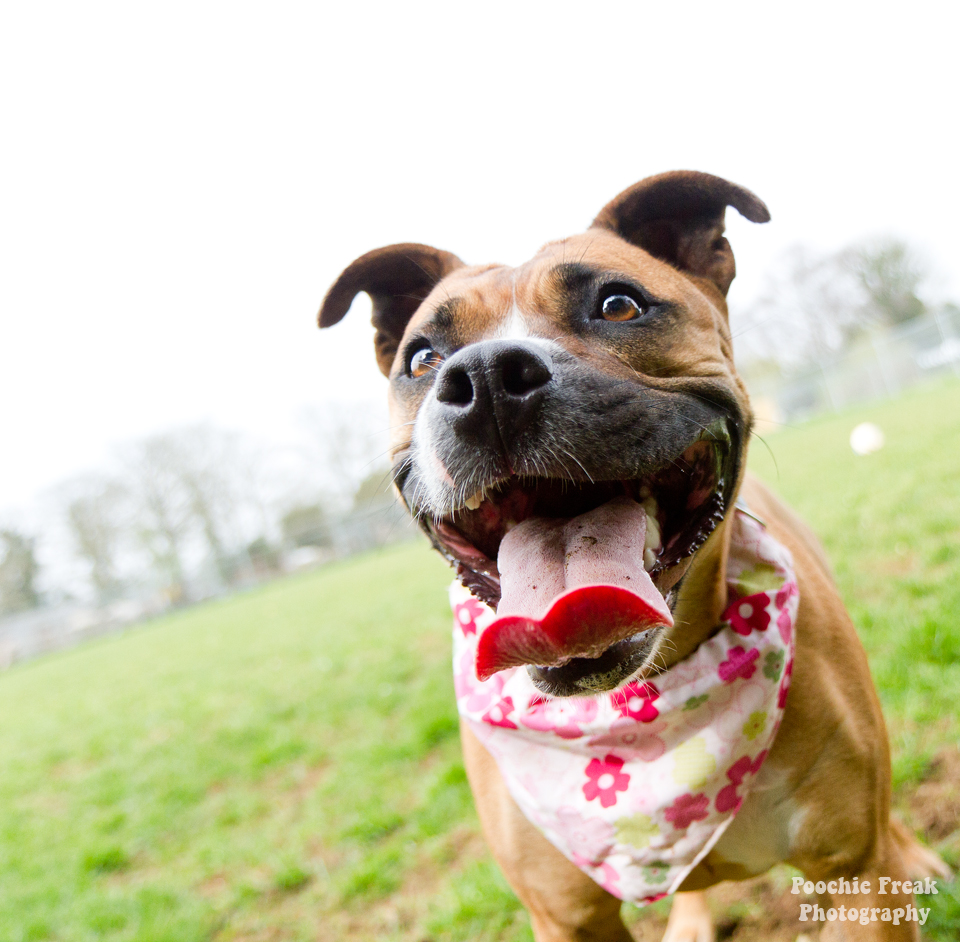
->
[[2, 1, 958, 520]]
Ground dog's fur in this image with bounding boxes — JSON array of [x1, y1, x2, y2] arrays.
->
[[319, 171, 948, 941]]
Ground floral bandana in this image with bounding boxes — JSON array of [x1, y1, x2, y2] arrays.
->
[[451, 508, 798, 905]]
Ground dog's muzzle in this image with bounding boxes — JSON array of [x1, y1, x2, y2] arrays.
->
[[399, 339, 741, 696]]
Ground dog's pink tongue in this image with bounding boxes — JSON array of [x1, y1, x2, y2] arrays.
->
[[476, 496, 673, 680]]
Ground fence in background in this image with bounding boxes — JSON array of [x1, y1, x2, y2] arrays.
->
[[744, 307, 960, 425], [0, 497, 418, 669]]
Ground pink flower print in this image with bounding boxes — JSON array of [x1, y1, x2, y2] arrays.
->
[[715, 750, 768, 813], [482, 696, 517, 729], [582, 754, 631, 808], [778, 658, 794, 709], [556, 807, 615, 864], [611, 681, 660, 722], [455, 597, 487, 636], [726, 593, 771, 636], [681, 684, 733, 735], [520, 696, 598, 739], [776, 581, 797, 643], [596, 861, 621, 895], [640, 891, 668, 905], [464, 671, 505, 713], [520, 696, 551, 730], [775, 580, 797, 608], [718, 646, 760, 683], [453, 647, 478, 700], [663, 792, 709, 830], [777, 609, 792, 644], [587, 716, 666, 759]]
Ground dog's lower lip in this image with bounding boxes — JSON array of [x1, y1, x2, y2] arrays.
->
[[527, 628, 662, 696]]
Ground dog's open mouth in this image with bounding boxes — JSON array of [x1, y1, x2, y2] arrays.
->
[[423, 422, 733, 695]]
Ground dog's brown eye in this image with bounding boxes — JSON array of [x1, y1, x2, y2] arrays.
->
[[410, 347, 443, 377], [601, 294, 644, 322]]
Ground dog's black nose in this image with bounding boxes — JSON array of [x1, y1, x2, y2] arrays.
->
[[437, 342, 552, 406], [434, 341, 553, 447]]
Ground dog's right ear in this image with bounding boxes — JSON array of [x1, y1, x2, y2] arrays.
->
[[591, 171, 770, 297], [319, 243, 464, 376]]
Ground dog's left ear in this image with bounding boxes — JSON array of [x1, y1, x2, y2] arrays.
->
[[591, 170, 770, 296], [319, 242, 464, 376]]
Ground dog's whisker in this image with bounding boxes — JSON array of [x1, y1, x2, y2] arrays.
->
[[750, 432, 781, 482], [557, 446, 594, 484]]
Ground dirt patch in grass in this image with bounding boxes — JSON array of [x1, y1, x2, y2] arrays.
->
[[905, 747, 960, 843], [198, 873, 229, 897]]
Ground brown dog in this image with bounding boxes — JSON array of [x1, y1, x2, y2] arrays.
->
[[319, 172, 947, 941]]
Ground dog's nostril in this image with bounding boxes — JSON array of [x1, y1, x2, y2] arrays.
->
[[500, 350, 552, 397], [436, 365, 474, 406]]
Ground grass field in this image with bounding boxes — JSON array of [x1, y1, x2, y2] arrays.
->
[[1, 377, 958, 941]]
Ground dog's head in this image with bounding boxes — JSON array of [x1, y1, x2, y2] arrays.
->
[[320, 171, 769, 696]]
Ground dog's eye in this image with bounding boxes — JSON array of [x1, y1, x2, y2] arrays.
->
[[410, 347, 443, 378], [600, 294, 645, 322]]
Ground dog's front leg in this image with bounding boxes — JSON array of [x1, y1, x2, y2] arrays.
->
[[662, 891, 714, 942], [461, 722, 635, 942]]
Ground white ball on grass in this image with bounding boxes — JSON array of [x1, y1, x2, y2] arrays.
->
[[850, 422, 885, 455]]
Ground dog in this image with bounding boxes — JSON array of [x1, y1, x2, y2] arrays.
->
[[319, 171, 948, 941]]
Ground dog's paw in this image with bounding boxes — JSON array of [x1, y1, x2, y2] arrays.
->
[[890, 816, 954, 880], [662, 891, 714, 942]]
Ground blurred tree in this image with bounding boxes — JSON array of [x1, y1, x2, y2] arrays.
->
[[121, 426, 268, 597], [281, 503, 332, 548], [168, 427, 241, 586], [299, 401, 389, 510], [0, 529, 40, 614], [735, 237, 935, 371], [842, 238, 928, 327], [352, 466, 394, 509], [63, 475, 127, 604], [246, 536, 281, 577], [735, 245, 860, 367], [122, 435, 194, 604]]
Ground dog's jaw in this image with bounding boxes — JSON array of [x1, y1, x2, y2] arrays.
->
[[402, 419, 740, 696]]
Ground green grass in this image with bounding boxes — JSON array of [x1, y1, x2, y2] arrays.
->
[[749, 377, 960, 938], [750, 378, 960, 779], [0, 543, 510, 941], [1, 377, 958, 940]]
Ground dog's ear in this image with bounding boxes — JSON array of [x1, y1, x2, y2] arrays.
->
[[319, 243, 464, 376], [591, 171, 770, 296]]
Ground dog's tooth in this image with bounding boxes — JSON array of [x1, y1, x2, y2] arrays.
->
[[503, 519, 517, 533], [644, 548, 657, 571], [639, 485, 651, 499], [641, 495, 662, 557], [644, 516, 661, 553], [464, 489, 483, 511]]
